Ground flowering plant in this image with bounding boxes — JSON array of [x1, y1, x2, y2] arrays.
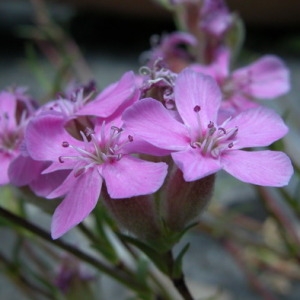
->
[[0, 0, 298, 299]]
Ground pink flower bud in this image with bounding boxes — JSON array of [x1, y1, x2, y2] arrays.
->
[[102, 164, 215, 249], [102, 190, 162, 242], [162, 167, 215, 232]]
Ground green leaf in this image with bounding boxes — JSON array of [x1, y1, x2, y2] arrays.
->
[[225, 13, 245, 63], [90, 204, 119, 262], [136, 258, 149, 286], [119, 234, 169, 274], [24, 42, 53, 92], [172, 243, 190, 279]]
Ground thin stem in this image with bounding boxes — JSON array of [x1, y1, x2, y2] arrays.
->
[[79, 221, 176, 299], [198, 212, 288, 259], [0, 207, 149, 294], [164, 251, 194, 300], [0, 252, 53, 300], [172, 276, 193, 300], [257, 186, 300, 260], [30, 0, 93, 82], [78, 222, 136, 277], [78, 223, 99, 245], [223, 240, 279, 300]]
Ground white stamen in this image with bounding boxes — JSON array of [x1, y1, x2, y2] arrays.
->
[[58, 122, 132, 177], [191, 108, 238, 158]]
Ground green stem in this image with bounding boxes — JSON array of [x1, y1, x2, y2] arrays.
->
[[198, 211, 288, 258], [30, 0, 94, 82], [78, 223, 99, 245], [0, 207, 149, 294], [78, 223, 136, 278], [0, 252, 53, 300], [223, 240, 278, 300], [257, 187, 300, 260]]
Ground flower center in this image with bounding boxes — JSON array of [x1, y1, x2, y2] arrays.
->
[[49, 88, 94, 116], [0, 112, 24, 154], [59, 123, 133, 177], [140, 59, 177, 109], [191, 105, 238, 158]]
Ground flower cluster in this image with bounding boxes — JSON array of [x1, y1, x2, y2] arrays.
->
[[0, 0, 294, 243]]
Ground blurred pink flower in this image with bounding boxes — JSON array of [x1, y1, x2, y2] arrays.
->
[[199, 0, 233, 37], [42, 71, 139, 120], [191, 48, 290, 117], [142, 31, 197, 72], [0, 90, 34, 185]]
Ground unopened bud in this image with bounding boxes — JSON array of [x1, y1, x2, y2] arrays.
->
[[162, 167, 215, 232], [101, 163, 215, 252], [102, 187, 162, 242]]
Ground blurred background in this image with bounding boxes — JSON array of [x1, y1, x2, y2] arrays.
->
[[1, 1, 300, 299], [1, 0, 300, 97]]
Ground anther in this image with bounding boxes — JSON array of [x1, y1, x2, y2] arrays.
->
[[111, 126, 122, 133], [59, 156, 64, 163], [128, 135, 133, 142], [228, 142, 234, 148], [218, 127, 226, 134], [84, 127, 94, 136], [62, 141, 69, 147], [208, 121, 214, 128], [70, 93, 77, 102], [194, 105, 201, 112]]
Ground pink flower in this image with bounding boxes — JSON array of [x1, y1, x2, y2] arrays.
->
[[41, 71, 139, 120], [191, 49, 290, 116], [54, 255, 95, 294], [142, 32, 197, 72], [25, 112, 168, 239], [199, 0, 233, 37], [76, 71, 140, 118], [0, 90, 34, 185], [123, 68, 293, 186], [9, 72, 141, 198], [169, 0, 237, 63], [171, 0, 232, 36]]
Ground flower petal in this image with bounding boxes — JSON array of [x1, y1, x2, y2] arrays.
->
[[77, 71, 140, 118], [222, 150, 293, 187], [191, 47, 230, 80], [26, 112, 81, 161], [30, 170, 71, 198], [123, 138, 172, 156], [123, 98, 190, 150], [0, 153, 13, 185], [172, 149, 221, 181], [47, 163, 85, 199], [226, 106, 288, 148], [232, 55, 290, 99], [102, 156, 168, 198], [0, 91, 17, 129], [42, 160, 76, 174], [8, 155, 46, 186], [175, 68, 222, 132], [51, 168, 102, 239]]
